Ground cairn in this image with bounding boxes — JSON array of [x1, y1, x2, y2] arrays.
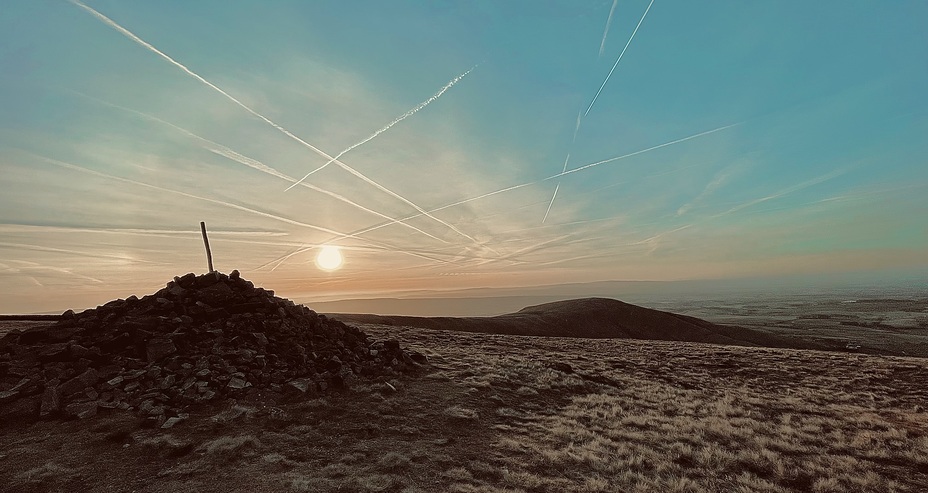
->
[[0, 270, 424, 426]]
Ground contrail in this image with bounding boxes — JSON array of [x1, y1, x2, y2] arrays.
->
[[553, 123, 738, 178], [585, 0, 655, 116], [286, 66, 476, 190], [205, 147, 446, 242], [632, 224, 693, 245], [33, 154, 366, 239], [541, 184, 561, 224], [5, 259, 104, 283], [572, 108, 583, 143], [599, 0, 620, 56], [714, 169, 846, 217], [542, 153, 572, 223], [0, 224, 286, 237], [472, 234, 575, 267], [334, 123, 738, 240], [676, 164, 739, 216], [72, 93, 447, 242], [68, 0, 477, 245], [0, 241, 156, 265]]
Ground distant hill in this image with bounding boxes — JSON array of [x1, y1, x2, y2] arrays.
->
[[330, 297, 831, 350]]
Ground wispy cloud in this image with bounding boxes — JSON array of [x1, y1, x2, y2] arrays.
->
[[0, 241, 152, 265], [2, 259, 103, 283], [0, 224, 287, 237], [676, 163, 741, 216], [286, 66, 476, 190], [585, 0, 655, 116], [555, 123, 739, 179], [332, 123, 738, 240], [599, 0, 620, 57], [32, 154, 364, 239], [204, 147, 445, 243], [72, 92, 448, 243], [68, 0, 475, 245], [714, 169, 846, 217]]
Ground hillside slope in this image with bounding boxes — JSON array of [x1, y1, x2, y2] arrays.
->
[[331, 297, 828, 350]]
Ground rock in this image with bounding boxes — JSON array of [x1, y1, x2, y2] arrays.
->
[[39, 380, 61, 418], [65, 401, 97, 419], [227, 375, 247, 389], [59, 368, 99, 397], [37, 342, 70, 362], [167, 284, 187, 298], [69, 344, 91, 359], [0, 390, 19, 404], [146, 337, 177, 362], [161, 416, 185, 429], [285, 378, 313, 394], [409, 351, 428, 364]]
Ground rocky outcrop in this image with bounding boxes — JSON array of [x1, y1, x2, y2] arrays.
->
[[0, 270, 424, 426]]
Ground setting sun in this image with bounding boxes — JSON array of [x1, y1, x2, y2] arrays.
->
[[315, 245, 344, 271]]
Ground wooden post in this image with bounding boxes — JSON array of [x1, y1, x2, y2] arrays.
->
[[200, 221, 214, 272]]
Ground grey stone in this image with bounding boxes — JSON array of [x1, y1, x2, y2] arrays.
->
[[59, 368, 99, 397], [227, 376, 247, 389], [197, 282, 234, 305], [65, 401, 98, 419], [146, 337, 177, 362], [39, 382, 61, 417], [161, 416, 185, 429], [286, 378, 313, 393]]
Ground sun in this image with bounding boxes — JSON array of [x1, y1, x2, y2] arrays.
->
[[315, 245, 344, 271]]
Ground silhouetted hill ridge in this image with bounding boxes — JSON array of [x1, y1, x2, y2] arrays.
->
[[332, 297, 828, 350]]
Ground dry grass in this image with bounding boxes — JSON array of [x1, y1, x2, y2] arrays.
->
[[2, 323, 927, 492]]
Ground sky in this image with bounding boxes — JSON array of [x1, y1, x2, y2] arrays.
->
[[1, 0, 927, 314]]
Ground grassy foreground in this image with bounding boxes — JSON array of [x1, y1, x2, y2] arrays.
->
[[2, 323, 927, 492]]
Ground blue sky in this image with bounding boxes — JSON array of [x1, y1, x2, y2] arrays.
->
[[1, 1, 926, 313]]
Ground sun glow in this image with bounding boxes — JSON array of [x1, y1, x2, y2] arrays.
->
[[315, 245, 344, 271]]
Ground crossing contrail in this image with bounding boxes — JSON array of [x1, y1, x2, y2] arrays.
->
[[205, 147, 445, 242], [72, 93, 447, 243], [542, 153, 572, 223], [334, 123, 738, 240], [599, 0, 620, 56], [33, 154, 366, 240], [585, 0, 655, 116], [286, 66, 476, 190], [68, 0, 478, 245], [554, 123, 738, 178]]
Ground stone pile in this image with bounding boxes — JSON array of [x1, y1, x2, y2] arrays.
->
[[0, 270, 424, 426]]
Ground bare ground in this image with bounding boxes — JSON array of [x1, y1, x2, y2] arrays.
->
[[2, 323, 927, 492]]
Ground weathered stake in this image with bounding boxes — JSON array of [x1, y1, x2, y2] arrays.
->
[[200, 221, 214, 272]]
